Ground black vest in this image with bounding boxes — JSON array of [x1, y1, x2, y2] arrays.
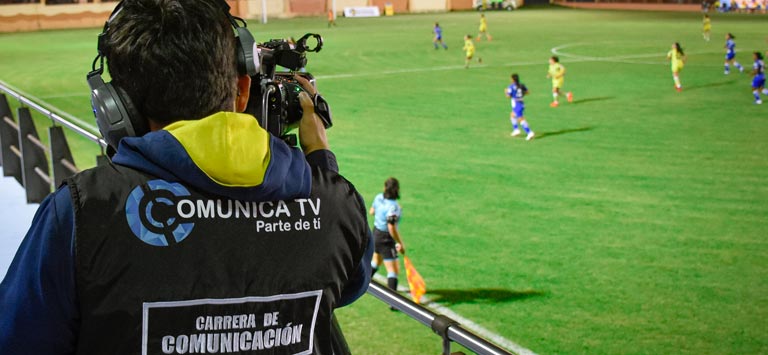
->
[[67, 162, 369, 355]]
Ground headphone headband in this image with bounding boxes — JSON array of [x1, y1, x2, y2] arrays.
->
[[87, 0, 258, 150]]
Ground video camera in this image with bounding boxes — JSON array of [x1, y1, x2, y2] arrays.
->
[[244, 33, 333, 144]]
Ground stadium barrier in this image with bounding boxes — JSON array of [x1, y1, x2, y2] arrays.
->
[[0, 82, 107, 203], [0, 80, 514, 355], [0, 0, 487, 33], [368, 280, 514, 355], [554, 0, 703, 11]]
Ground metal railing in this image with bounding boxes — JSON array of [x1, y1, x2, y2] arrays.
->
[[0, 80, 515, 355], [0, 82, 109, 203], [367, 280, 514, 355]]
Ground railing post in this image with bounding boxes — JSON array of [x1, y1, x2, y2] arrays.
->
[[50, 125, 79, 188], [17, 107, 51, 203], [0, 94, 23, 185]]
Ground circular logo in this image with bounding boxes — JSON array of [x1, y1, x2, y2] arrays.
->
[[125, 180, 195, 246]]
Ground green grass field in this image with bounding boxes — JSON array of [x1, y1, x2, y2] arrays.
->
[[1, 6, 767, 355]]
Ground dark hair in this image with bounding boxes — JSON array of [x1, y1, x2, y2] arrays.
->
[[550, 56, 559, 63], [674, 42, 684, 56], [756, 52, 765, 60], [105, 0, 238, 125], [727, 33, 735, 39], [511, 73, 520, 85], [383, 177, 400, 200]]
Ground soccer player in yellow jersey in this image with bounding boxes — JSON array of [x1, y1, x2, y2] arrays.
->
[[667, 42, 686, 92], [546, 56, 572, 107], [703, 15, 711, 42], [476, 13, 492, 41], [463, 34, 481, 68]]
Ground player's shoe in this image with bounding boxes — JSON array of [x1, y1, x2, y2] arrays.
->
[[526, 132, 535, 141], [724, 70, 730, 75], [756, 100, 763, 105], [675, 86, 682, 92], [762, 88, 768, 95], [511, 129, 521, 137], [478, 57, 483, 64], [550, 101, 559, 108], [566, 92, 573, 103]]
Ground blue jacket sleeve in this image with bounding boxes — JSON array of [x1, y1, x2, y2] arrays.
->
[[0, 188, 78, 354]]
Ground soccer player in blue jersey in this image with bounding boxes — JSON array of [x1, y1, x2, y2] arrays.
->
[[750, 52, 766, 104], [506, 73, 534, 141], [433, 22, 448, 50], [724, 33, 744, 74], [370, 177, 407, 295]]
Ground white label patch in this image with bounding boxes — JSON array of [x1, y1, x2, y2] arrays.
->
[[142, 290, 322, 355]]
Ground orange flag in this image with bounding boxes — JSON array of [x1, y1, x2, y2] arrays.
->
[[404, 256, 427, 304]]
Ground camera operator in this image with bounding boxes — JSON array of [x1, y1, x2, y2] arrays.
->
[[0, 0, 372, 354]]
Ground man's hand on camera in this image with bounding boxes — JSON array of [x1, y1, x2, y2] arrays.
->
[[295, 75, 329, 155]]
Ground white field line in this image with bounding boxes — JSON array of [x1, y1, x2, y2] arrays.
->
[[23, 44, 722, 112], [551, 43, 724, 66], [372, 274, 539, 355], [315, 60, 545, 80]]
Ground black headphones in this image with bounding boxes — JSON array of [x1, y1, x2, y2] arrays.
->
[[86, 0, 258, 150]]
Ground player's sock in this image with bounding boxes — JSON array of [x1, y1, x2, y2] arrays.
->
[[521, 120, 531, 134], [511, 117, 519, 130], [762, 88, 768, 95], [433, 42, 438, 49], [371, 261, 379, 276], [735, 62, 743, 72], [724, 63, 730, 74], [673, 75, 682, 89], [443, 43, 448, 49], [754, 90, 761, 102], [387, 272, 398, 291]]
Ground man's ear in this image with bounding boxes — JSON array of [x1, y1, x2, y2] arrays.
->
[[236, 75, 251, 113]]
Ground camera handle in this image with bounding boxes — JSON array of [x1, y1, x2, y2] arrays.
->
[[260, 84, 275, 131], [260, 83, 298, 146]]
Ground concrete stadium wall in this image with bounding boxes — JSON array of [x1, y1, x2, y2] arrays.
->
[[556, 0, 701, 11], [0, 0, 489, 33], [0, 3, 114, 32], [449, 0, 475, 10], [410, 0, 448, 12], [0, 0, 252, 32], [243, 0, 290, 18]]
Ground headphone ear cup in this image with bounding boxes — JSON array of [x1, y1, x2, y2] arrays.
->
[[114, 85, 148, 138], [235, 27, 257, 76], [88, 73, 147, 149]]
